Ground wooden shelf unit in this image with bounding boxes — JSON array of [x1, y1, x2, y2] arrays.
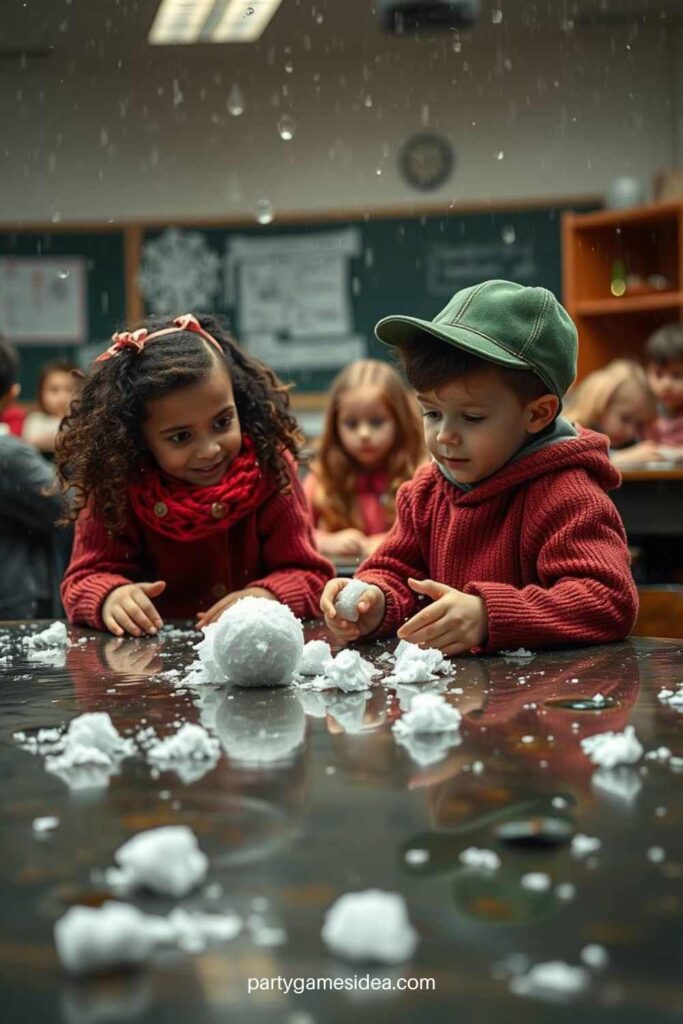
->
[[562, 202, 683, 379]]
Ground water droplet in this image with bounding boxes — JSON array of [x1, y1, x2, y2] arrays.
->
[[227, 84, 245, 117], [316, 13, 324, 24], [376, 167, 382, 176], [502, 225, 516, 245], [364, 95, 373, 108], [285, 60, 294, 73], [496, 150, 504, 160], [246, 5, 254, 14], [58, 268, 70, 280], [51, 211, 62, 224], [277, 114, 295, 140], [254, 199, 274, 225], [453, 39, 462, 52], [491, 8, 503, 23]]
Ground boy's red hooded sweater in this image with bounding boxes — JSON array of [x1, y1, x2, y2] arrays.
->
[[62, 459, 333, 628], [356, 428, 638, 652]]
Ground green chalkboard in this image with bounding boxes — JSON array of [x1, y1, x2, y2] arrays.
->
[[141, 202, 595, 393], [0, 230, 126, 400]]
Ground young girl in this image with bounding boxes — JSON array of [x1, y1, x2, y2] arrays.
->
[[23, 358, 80, 453], [302, 359, 425, 560], [563, 358, 660, 467], [57, 313, 333, 637]]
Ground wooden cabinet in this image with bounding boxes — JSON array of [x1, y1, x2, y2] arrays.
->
[[562, 202, 683, 380]]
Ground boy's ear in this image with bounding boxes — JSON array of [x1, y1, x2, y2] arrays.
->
[[526, 393, 560, 433]]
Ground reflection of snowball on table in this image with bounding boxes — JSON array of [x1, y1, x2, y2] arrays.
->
[[322, 890, 419, 963], [197, 597, 304, 687], [334, 579, 370, 622]]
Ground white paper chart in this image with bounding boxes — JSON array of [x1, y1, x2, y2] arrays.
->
[[0, 257, 87, 343]]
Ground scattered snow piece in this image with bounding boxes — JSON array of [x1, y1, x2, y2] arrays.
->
[[395, 681, 446, 712], [658, 684, 683, 710], [66, 713, 134, 759], [321, 890, 418, 964], [23, 621, 69, 650], [404, 848, 430, 865], [459, 847, 501, 872], [580, 725, 643, 768], [35, 713, 135, 791], [580, 944, 609, 969], [54, 900, 240, 976], [249, 922, 288, 947], [551, 796, 570, 810], [669, 756, 683, 771], [521, 872, 551, 892], [509, 961, 590, 1000], [32, 815, 60, 834], [393, 692, 462, 735], [105, 826, 208, 897], [55, 902, 173, 976], [167, 908, 242, 952], [556, 882, 576, 901], [571, 834, 601, 858], [387, 639, 451, 683], [646, 746, 672, 762], [298, 639, 332, 676], [146, 723, 220, 766], [334, 579, 370, 623], [647, 846, 666, 863], [308, 648, 381, 693], [196, 597, 304, 687], [501, 647, 535, 660]]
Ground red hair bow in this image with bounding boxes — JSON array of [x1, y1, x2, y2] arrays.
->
[[96, 314, 222, 363]]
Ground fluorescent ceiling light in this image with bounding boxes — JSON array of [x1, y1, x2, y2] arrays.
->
[[149, 0, 284, 44]]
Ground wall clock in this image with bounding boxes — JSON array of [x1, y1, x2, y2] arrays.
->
[[399, 133, 454, 191]]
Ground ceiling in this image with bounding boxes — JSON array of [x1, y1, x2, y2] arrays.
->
[[0, 0, 680, 63]]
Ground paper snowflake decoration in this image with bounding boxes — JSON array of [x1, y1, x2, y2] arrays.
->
[[138, 228, 221, 314]]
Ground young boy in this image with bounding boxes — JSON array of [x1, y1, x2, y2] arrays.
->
[[0, 338, 63, 619], [321, 280, 638, 655], [644, 323, 683, 454]]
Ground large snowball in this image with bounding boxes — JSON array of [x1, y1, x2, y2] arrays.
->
[[200, 597, 304, 688]]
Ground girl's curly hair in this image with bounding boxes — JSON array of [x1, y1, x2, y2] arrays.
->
[[309, 359, 425, 532], [55, 313, 303, 532]]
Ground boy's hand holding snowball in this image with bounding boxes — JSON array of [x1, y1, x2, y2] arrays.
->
[[320, 578, 386, 641], [321, 576, 488, 655]]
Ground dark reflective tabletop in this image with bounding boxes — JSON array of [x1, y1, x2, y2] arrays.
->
[[1, 623, 682, 1023]]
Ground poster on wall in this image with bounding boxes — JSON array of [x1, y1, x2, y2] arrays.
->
[[225, 228, 364, 370], [0, 256, 88, 343]]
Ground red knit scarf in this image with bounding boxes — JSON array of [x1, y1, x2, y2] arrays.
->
[[128, 436, 274, 541]]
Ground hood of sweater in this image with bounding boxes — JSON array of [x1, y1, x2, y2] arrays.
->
[[433, 424, 620, 507]]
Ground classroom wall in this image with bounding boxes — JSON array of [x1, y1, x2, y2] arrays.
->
[[0, 18, 674, 223]]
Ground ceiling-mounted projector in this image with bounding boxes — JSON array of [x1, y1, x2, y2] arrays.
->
[[378, 0, 481, 34]]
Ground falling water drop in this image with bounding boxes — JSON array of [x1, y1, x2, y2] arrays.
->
[[58, 268, 70, 279], [227, 84, 245, 116], [502, 226, 516, 245], [254, 199, 274, 225], [277, 114, 296, 140]]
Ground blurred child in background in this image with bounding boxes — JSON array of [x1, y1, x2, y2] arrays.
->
[[644, 324, 683, 458], [303, 359, 425, 561], [23, 358, 80, 453], [0, 339, 63, 619], [563, 358, 659, 467], [0, 332, 26, 436]]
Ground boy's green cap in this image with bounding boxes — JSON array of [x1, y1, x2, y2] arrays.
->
[[374, 279, 577, 397]]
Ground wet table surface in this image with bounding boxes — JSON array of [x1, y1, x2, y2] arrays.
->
[[1, 623, 683, 1024]]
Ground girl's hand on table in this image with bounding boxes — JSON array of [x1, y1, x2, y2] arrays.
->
[[195, 586, 275, 630], [102, 581, 166, 637]]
